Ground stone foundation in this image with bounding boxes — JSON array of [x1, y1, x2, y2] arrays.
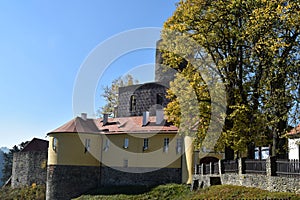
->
[[46, 165, 181, 199], [100, 166, 181, 186], [46, 165, 100, 200]]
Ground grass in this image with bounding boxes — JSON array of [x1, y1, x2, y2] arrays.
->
[[0, 184, 299, 199], [74, 184, 300, 200], [73, 184, 191, 200], [191, 185, 300, 200], [0, 184, 46, 200]]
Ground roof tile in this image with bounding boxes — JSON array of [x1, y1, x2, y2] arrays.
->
[[48, 116, 178, 135]]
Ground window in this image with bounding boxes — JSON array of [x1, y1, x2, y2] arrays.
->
[[130, 95, 137, 112], [103, 139, 110, 152], [254, 146, 270, 160], [124, 138, 129, 149], [143, 138, 149, 151], [52, 137, 57, 152], [85, 138, 91, 153], [156, 93, 164, 105], [163, 138, 169, 152], [176, 138, 182, 154], [123, 159, 128, 168]]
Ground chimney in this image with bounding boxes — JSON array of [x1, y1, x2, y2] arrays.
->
[[103, 114, 109, 126], [113, 105, 118, 118], [156, 109, 164, 125], [142, 111, 149, 126], [81, 113, 87, 120]]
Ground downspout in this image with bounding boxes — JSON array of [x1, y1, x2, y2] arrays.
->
[[98, 134, 104, 187]]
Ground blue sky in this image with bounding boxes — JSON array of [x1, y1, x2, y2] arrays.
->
[[0, 1, 178, 148]]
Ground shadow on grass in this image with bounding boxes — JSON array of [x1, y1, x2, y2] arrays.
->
[[84, 185, 155, 196]]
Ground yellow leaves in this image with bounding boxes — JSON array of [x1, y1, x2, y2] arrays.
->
[[162, 0, 300, 153]]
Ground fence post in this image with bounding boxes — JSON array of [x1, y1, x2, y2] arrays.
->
[[266, 156, 277, 176], [219, 159, 223, 174], [238, 158, 246, 175]]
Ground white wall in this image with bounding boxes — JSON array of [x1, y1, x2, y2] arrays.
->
[[288, 138, 300, 160]]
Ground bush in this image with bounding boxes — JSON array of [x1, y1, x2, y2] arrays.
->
[[0, 185, 46, 200]]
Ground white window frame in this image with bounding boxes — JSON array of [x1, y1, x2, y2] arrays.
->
[[85, 138, 91, 153], [163, 138, 169, 152], [143, 138, 149, 151], [176, 138, 182, 154], [123, 159, 128, 168], [52, 137, 57, 152], [124, 138, 129, 149], [103, 139, 110, 152]]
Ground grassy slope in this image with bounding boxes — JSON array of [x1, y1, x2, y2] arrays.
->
[[0, 184, 299, 200], [0, 185, 45, 200], [74, 184, 300, 200]]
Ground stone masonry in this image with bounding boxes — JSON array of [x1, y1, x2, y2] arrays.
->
[[12, 151, 48, 188], [193, 157, 300, 194], [46, 165, 100, 200], [117, 82, 168, 117], [100, 166, 182, 186]]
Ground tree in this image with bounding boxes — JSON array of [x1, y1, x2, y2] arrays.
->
[[1, 141, 29, 185], [160, 0, 300, 158], [99, 74, 139, 117]]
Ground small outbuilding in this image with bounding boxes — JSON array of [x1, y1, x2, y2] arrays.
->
[[287, 124, 300, 160]]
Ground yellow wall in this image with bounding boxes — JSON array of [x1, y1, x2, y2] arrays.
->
[[181, 136, 194, 184], [48, 133, 101, 166], [47, 132, 195, 183], [101, 133, 182, 169]]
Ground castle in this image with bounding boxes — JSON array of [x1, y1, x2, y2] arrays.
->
[[45, 41, 204, 200], [10, 40, 299, 199], [6, 41, 225, 199]]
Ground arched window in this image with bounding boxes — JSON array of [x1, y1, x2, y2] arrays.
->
[[130, 95, 136, 111]]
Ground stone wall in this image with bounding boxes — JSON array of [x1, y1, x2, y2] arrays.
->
[[11, 151, 47, 188], [192, 157, 300, 194], [46, 165, 100, 200], [117, 83, 168, 117], [46, 165, 181, 200], [100, 166, 181, 186], [221, 173, 300, 193]]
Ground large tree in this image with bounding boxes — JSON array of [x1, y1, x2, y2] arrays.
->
[[99, 74, 139, 117], [160, 0, 300, 158]]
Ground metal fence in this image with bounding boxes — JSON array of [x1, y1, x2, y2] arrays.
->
[[213, 162, 219, 174], [194, 158, 300, 177], [276, 159, 300, 177], [223, 160, 238, 173], [245, 159, 266, 174], [204, 163, 210, 174]]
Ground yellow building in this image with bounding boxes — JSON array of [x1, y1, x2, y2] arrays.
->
[[46, 113, 195, 200]]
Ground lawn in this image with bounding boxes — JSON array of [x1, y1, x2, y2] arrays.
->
[[0, 183, 299, 199], [74, 184, 300, 200]]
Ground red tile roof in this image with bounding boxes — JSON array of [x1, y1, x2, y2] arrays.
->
[[50, 117, 100, 134], [48, 116, 178, 135]]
